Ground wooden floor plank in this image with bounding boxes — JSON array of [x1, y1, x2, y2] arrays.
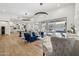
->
[[0, 32, 43, 56]]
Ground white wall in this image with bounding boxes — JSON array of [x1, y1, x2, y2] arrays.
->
[[74, 4, 79, 35], [47, 4, 75, 30]]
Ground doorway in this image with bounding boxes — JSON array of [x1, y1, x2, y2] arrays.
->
[[1, 26, 5, 35]]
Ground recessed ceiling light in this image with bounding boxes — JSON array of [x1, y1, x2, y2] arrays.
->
[[57, 4, 61, 7], [2, 9, 6, 12]]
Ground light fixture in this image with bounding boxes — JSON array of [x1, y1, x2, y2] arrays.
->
[[34, 12, 48, 15], [22, 18, 30, 21], [34, 3, 48, 15], [25, 13, 27, 15], [57, 3, 61, 7], [55, 21, 66, 24], [40, 3, 43, 6], [2, 9, 6, 13]]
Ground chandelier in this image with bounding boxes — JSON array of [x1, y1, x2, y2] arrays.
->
[[34, 12, 48, 15]]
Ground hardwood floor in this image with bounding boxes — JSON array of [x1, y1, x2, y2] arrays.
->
[[0, 32, 43, 56]]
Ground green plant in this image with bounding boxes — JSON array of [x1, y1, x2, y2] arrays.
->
[[67, 24, 75, 34]]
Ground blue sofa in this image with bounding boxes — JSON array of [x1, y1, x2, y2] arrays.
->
[[24, 32, 38, 42], [40, 32, 44, 38]]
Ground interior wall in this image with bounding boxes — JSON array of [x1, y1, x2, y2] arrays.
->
[[47, 4, 75, 30], [74, 3, 79, 35]]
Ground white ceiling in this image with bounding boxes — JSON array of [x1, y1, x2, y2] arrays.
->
[[0, 3, 74, 20]]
